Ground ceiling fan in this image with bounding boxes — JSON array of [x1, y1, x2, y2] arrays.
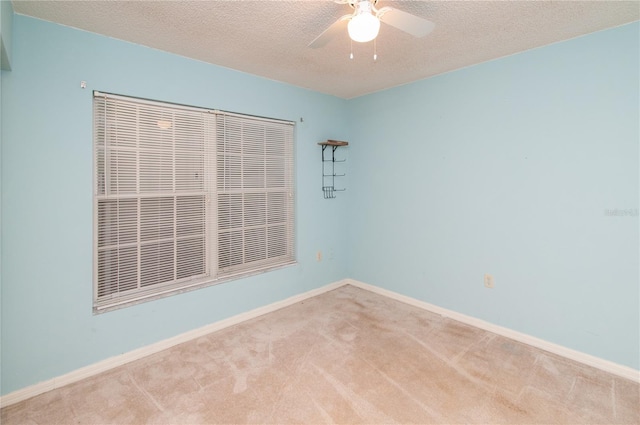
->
[[308, 0, 435, 48]]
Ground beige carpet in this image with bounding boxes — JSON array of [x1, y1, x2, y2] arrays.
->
[[2, 285, 639, 424]]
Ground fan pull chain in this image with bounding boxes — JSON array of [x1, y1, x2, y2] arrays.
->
[[350, 39, 354, 60], [373, 38, 377, 61]]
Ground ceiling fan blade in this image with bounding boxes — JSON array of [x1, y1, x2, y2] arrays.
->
[[377, 7, 435, 38], [308, 14, 351, 48]]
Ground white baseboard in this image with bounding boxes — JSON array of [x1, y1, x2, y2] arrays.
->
[[3, 277, 637, 408], [0, 279, 348, 408], [345, 279, 640, 384]]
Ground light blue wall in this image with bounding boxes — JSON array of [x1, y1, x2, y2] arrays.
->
[[347, 22, 639, 369], [0, 0, 10, 397], [0, 15, 350, 395]]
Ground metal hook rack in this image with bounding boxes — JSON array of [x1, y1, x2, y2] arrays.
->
[[318, 140, 348, 199]]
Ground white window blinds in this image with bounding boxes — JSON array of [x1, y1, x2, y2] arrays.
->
[[216, 114, 295, 276], [93, 92, 295, 311]]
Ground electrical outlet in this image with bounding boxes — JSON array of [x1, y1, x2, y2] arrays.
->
[[484, 273, 495, 288], [316, 251, 322, 262]]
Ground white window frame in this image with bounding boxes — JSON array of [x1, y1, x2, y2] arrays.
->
[[93, 92, 295, 313]]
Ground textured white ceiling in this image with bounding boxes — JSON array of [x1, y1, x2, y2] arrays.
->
[[12, 1, 640, 99]]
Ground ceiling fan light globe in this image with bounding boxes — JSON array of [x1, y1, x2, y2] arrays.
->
[[348, 13, 380, 43]]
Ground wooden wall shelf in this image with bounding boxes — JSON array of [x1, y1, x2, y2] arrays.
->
[[318, 140, 349, 147]]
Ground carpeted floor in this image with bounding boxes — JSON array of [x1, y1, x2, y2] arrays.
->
[[2, 284, 639, 424]]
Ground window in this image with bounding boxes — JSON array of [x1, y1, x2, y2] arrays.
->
[[93, 92, 295, 312]]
